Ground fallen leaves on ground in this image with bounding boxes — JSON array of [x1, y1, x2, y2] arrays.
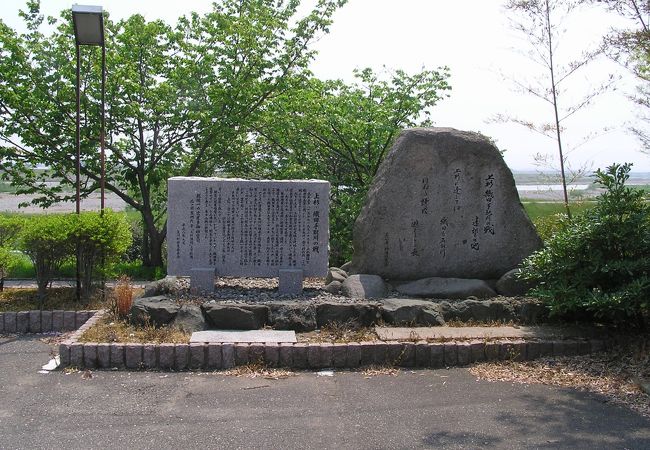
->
[[470, 343, 650, 417]]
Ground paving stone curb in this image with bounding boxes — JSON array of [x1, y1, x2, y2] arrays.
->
[[56, 310, 611, 371], [0, 309, 97, 334]]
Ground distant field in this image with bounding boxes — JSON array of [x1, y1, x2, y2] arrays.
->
[[522, 201, 594, 221]]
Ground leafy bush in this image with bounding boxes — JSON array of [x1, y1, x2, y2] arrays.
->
[[531, 212, 569, 243], [0, 215, 24, 289], [19, 214, 74, 302], [520, 163, 650, 327], [74, 211, 132, 299]]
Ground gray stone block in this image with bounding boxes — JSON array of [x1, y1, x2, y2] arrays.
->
[[415, 342, 431, 367], [83, 343, 98, 368], [222, 343, 235, 369], [307, 344, 321, 369], [28, 310, 41, 333], [373, 342, 387, 366], [332, 343, 347, 368], [563, 340, 579, 356], [430, 344, 445, 368], [51, 311, 63, 332], [143, 345, 157, 370], [500, 341, 525, 361], [444, 343, 458, 366], [125, 344, 143, 369], [590, 339, 605, 353], [63, 311, 76, 331], [167, 178, 330, 278], [292, 343, 308, 369], [264, 343, 280, 368], [397, 343, 415, 367], [97, 343, 111, 369], [175, 344, 189, 371], [385, 342, 403, 366], [16, 312, 28, 333], [469, 341, 486, 363], [190, 268, 215, 293], [70, 343, 84, 367], [359, 342, 375, 367], [278, 343, 293, 368], [278, 269, 303, 296], [4, 312, 16, 333], [538, 341, 553, 357], [158, 343, 175, 370], [577, 340, 591, 356], [234, 343, 249, 366], [551, 340, 566, 356], [248, 343, 265, 365], [40, 311, 52, 333], [485, 342, 500, 361], [457, 342, 471, 366], [319, 343, 334, 368], [345, 343, 361, 368], [110, 344, 125, 369], [202, 304, 269, 330], [59, 344, 70, 367], [189, 343, 205, 370], [0, 313, 4, 334], [207, 344, 223, 370], [526, 341, 541, 360]]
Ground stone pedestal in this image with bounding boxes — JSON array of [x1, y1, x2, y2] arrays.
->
[[278, 269, 303, 295]]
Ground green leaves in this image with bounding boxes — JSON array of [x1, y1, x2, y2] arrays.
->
[[521, 163, 650, 326]]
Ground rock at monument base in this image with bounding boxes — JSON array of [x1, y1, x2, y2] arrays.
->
[[515, 300, 548, 324], [268, 302, 316, 332], [341, 274, 387, 299], [380, 299, 445, 326], [130, 296, 180, 327], [172, 305, 206, 333], [324, 280, 342, 294], [326, 267, 348, 284], [202, 304, 269, 330], [496, 268, 536, 296], [143, 276, 180, 297], [340, 261, 352, 272], [395, 277, 496, 299], [439, 299, 517, 323], [316, 302, 381, 328], [351, 127, 542, 280]]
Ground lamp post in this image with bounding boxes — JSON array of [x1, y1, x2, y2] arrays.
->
[[72, 4, 105, 302]]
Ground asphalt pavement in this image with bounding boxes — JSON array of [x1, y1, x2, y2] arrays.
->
[[1, 335, 649, 450]]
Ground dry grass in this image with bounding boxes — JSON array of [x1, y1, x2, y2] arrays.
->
[[222, 361, 295, 380], [0, 287, 108, 311], [299, 321, 378, 343], [113, 276, 134, 318], [361, 365, 400, 377], [446, 318, 518, 327], [78, 312, 190, 344], [470, 338, 650, 418]]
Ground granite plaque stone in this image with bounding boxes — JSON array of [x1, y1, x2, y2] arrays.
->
[[167, 178, 330, 280]]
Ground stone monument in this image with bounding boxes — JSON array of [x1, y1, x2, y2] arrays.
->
[[167, 177, 330, 294], [350, 128, 542, 281]]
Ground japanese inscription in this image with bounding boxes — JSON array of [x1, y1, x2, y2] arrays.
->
[[167, 178, 329, 277]]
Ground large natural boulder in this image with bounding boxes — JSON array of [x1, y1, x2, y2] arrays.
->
[[395, 277, 496, 299], [326, 267, 348, 284], [130, 295, 180, 327], [341, 274, 387, 298], [268, 302, 316, 332], [202, 304, 269, 330], [350, 127, 542, 280], [315, 302, 381, 327], [171, 305, 206, 333], [143, 276, 181, 297], [496, 268, 536, 296], [380, 299, 445, 326], [439, 299, 517, 323]]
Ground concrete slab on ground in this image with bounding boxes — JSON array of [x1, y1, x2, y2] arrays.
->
[[190, 330, 297, 343], [375, 325, 604, 341]]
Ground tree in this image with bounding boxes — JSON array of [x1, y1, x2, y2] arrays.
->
[[0, 0, 346, 268], [495, 0, 616, 218], [248, 67, 451, 263], [588, 1, 650, 150]]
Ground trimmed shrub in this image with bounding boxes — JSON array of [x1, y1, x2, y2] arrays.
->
[[520, 163, 650, 327], [19, 214, 74, 303]]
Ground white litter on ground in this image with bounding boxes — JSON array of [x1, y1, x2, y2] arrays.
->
[[317, 370, 334, 377], [39, 356, 60, 374]]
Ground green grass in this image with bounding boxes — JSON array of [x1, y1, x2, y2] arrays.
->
[[522, 201, 595, 221]]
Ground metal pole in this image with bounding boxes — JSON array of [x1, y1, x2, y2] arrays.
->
[[75, 43, 81, 304], [100, 43, 106, 301]]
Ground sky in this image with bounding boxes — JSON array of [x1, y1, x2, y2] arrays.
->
[[1, 0, 648, 172]]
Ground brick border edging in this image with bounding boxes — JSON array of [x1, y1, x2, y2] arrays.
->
[[58, 310, 609, 370], [0, 310, 97, 334]]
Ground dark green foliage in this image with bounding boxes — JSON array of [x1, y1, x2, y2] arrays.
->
[[521, 163, 650, 326]]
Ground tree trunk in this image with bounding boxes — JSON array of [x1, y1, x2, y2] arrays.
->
[[141, 208, 165, 268]]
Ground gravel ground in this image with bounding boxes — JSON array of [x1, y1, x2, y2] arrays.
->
[[470, 340, 650, 418]]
